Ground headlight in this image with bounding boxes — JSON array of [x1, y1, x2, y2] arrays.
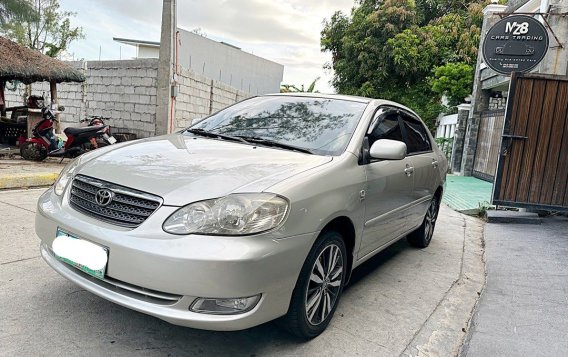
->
[[163, 193, 289, 235], [54, 159, 79, 196]]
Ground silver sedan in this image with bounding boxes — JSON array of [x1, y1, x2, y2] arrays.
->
[[36, 94, 447, 338]]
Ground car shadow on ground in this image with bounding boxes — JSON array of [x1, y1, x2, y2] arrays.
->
[[55, 239, 414, 354]]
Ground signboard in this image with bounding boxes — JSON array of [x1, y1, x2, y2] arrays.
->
[[482, 15, 549, 74]]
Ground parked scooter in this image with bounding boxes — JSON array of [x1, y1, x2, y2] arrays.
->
[[81, 115, 113, 149], [20, 106, 116, 161]]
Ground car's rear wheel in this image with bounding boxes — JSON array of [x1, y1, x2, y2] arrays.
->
[[280, 230, 347, 339], [407, 195, 440, 248]]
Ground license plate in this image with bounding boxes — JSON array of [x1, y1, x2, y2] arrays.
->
[[53, 228, 108, 280], [103, 134, 117, 144]]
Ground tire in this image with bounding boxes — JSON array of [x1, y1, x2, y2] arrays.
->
[[280, 230, 347, 339], [20, 142, 48, 161], [407, 195, 440, 248]]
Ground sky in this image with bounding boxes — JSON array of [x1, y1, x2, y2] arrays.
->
[[59, 0, 356, 93]]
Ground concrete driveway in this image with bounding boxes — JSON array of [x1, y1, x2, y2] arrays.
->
[[0, 188, 484, 356], [462, 215, 568, 356]]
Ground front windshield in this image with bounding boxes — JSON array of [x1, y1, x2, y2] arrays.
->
[[188, 96, 368, 156]]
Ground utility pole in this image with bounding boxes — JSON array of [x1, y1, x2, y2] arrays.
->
[[156, 0, 176, 136]]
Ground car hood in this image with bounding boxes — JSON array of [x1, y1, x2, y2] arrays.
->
[[77, 134, 333, 206]]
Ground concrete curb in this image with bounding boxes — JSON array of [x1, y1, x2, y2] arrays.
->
[[0, 172, 59, 189], [485, 210, 542, 224], [402, 206, 486, 357]]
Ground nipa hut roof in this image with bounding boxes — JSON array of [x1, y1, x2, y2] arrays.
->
[[0, 36, 85, 84]]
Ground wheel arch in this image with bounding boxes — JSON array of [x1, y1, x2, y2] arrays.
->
[[434, 185, 443, 201], [319, 215, 357, 284]]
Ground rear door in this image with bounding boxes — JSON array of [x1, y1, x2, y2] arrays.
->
[[399, 112, 438, 229], [359, 108, 415, 258]]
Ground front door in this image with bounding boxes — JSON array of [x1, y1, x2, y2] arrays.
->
[[359, 109, 415, 258], [399, 112, 438, 228]]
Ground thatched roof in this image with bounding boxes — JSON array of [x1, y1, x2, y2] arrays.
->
[[0, 36, 85, 84]]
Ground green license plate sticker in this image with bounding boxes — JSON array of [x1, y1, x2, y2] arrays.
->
[[54, 228, 108, 280]]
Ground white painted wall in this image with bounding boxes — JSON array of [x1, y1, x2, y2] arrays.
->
[[177, 30, 283, 95], [125, 30, 284, 95], [137, 45, 159, 59]]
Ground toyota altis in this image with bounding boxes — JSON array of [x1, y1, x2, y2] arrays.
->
[[36, 94, 447, 338]]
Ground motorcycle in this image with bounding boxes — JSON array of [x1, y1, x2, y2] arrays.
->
[[20, 106, 117, 161], [81, 115, 113, 149]]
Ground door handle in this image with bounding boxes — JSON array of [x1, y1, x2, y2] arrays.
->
[[404, 166, 414, 176], [432, 159, 438, 168], [501, 134, 528, 156]]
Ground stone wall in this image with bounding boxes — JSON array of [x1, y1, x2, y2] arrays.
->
[[4, 58, 252, 138], [451, 104, 471, 174], [488, 96, 507, 111]]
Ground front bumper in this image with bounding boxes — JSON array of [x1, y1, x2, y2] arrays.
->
[[36, 188, 317, 330]]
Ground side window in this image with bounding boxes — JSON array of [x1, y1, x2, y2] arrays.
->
[[401, 114, 432, 154], [367, 111, 404, 148]]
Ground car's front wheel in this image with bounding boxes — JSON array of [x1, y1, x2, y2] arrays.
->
[[280, 230, 347, 339]]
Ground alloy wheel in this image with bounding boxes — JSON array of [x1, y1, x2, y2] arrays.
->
[[304, 243, 344, 326], [424, 199, 438, 243]]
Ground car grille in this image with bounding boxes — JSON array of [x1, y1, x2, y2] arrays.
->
[[69, 175, 162, 228]]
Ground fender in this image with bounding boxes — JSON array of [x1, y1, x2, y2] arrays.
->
[[24, 137, 50, 150]]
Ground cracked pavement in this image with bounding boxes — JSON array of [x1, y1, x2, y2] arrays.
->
[[0, 188, 485, 356]]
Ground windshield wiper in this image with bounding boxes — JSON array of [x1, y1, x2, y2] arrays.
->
[[186, 128, 249, 144], [235, 136, 314, 155]]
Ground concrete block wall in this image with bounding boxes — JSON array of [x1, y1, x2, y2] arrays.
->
[[175, 68, 212, 129], [5, 59, 252, 138], [83, 59, 158, 138], [4, 59, 159, 138], [174, 67, 252, 131]]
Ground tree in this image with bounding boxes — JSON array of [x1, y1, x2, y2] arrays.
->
[[430, 62, 474, 107], [0, 0, 36, 26], [321, 0, 486, 129], [1, 0, 83, 58]]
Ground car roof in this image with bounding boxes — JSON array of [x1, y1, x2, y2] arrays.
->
[[266, 92, 372, 103], [263, 93, 421, 119]]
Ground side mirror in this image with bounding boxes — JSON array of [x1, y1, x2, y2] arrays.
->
[[369, 139, 407, 160]]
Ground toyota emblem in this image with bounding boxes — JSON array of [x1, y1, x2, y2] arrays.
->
[[95, 189, 114, 207]]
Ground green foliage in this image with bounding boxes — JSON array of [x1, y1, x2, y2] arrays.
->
[[321, 0, 487, 128], [306, 77, 320, 93], [382, 82, 444, 131], [477, 200, 492, 218], [430, 62, 474, 107], [0, 0, 37, 25], [435, 136, 453, 163], [1, 0, 83, 58], [280, 77, 320, 93]]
